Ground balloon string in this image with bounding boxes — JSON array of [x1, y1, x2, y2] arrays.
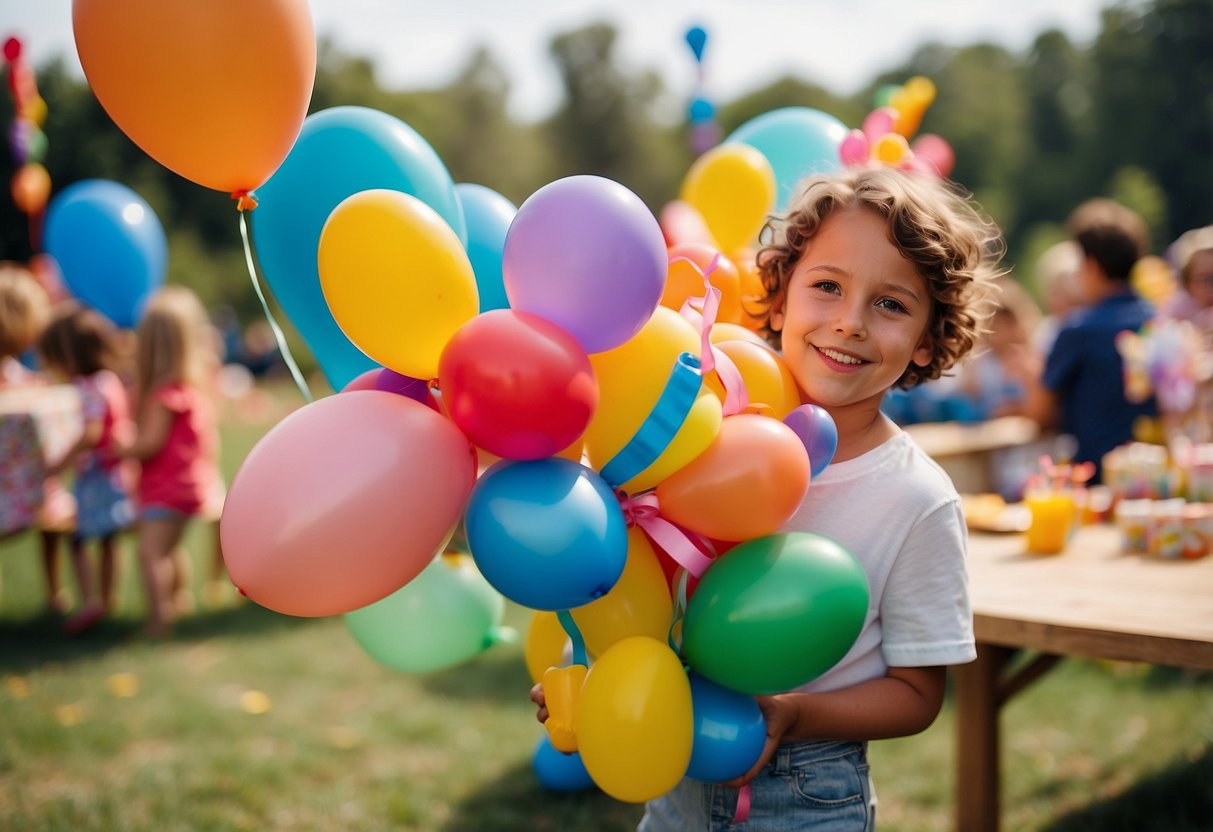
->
[[668, 568, 690, 655], [556, 610, 588, 667], [237, 211, 313, 403]]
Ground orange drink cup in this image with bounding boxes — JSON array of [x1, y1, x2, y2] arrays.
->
[[1024, 492, 1075, 554]]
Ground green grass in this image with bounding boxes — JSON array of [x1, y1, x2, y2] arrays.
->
[[1, 388, 1210, 831]]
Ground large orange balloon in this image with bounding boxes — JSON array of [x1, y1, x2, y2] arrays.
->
[[661, 243, 742, 325], [657, 414, 810, 542], [73, 0, 315, 193]]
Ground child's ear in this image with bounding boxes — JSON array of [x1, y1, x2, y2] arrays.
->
[[768, 295, 785, 333], [911, 331, 934, 369]]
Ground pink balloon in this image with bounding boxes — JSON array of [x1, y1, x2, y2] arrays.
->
[[838, 129, 869, 167], [221, 391, 477, 617], [341, 369, 380, 392], [910, 134, 955, 178], [862, 107, 898, 144]]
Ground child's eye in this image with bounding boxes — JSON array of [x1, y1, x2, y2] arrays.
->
[[876, 297, 909, 314], [811, 280, 841, 294]]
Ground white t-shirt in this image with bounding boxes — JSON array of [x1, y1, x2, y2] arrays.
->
[[782, 429, 976, 694]]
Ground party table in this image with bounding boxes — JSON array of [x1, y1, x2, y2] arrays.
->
[[905, 415, 1040, 494], [955, 524, 1213, 831]]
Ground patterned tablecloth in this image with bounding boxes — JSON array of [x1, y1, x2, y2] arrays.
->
[[0, 385, 83, 536]]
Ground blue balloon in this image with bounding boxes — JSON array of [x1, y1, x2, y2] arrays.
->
[[783, 404, 838, 478], [688, 97, 716, 124], [686, 673, 768, 783], [44, 180, 166, 328], [725, 107, 849, 211], [465, 458, 627, 611], [684, 26, 708, 62], [532, 734, 595, 792], [252, 106, 467, 390], [455, 183, 516, 313]]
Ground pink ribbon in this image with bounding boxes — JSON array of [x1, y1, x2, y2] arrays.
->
[[733, 783, 752, 824], [616, 491, 714, 579], [670, 253, 749, 417]]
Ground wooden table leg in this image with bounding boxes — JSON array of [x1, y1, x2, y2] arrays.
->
[[954, 644, 1012, 832]]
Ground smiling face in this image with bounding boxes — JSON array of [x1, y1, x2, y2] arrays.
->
[[770, 206, 934, 415]]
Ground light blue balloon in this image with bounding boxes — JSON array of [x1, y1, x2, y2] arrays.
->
[[44, 180, 166, 328], [532, 734, 595, 792], [455, 183, 516, 313], [252, 106, 467, 390], [465, 458, 627, 611], [725, 107, 849, 211], [686, 673, 767, 783]]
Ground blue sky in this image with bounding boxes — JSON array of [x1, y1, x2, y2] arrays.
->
[[3, 0, 1115, 121]]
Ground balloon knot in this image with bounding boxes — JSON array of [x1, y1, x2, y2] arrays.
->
[[231, 190, 259, 212], [616, 489, 659, 528]]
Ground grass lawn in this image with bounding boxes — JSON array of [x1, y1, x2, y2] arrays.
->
[[1, 387, 1210, 830]]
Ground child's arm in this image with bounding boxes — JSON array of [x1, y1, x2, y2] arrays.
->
[[45, 418, 103, 477], [727, 665, 946, 787], [114, 400, 173, 461]]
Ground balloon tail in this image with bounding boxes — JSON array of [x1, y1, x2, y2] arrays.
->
[[556, 610, 588, 667], [237, 210, 313, 403]]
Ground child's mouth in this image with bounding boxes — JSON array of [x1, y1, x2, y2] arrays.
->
[[814, 345, 869, 372]]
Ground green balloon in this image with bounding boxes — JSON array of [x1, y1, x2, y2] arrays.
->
[[874, 84, 901, 109], [682, 533, 869, 695], [345, 554, 514, 674]]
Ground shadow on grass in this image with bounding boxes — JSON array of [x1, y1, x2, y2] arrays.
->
[[418, 644, 535, 705], [1042, 748, 1213, 832], [0, 602, 318, 674], [442, 757, 643, 832]]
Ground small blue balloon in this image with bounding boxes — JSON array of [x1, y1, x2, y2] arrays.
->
[[687, 674, 767, 783], [684, 26, 708, 62], [455, 183, 516, 313], [533, 734, 595, 792], [466, 458, 627, 611], [688, 97, 716, 124], [783, 404, 838, 478], [253, 106, 467, 391], [44, 179, 166, 328], [725, 107, 848, 211]]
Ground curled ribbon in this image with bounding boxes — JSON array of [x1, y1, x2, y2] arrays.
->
[[670, 252, 749, 416], [733, 783, 752, 824], [616, 491, 714, 579]]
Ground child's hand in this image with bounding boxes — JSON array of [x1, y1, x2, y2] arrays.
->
[[530, 682, 549, 724], [724, 693, 802, 787]]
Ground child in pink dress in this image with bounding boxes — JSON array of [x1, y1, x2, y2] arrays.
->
[[38, 304, 137, 634], [116, 287, 221, 637]]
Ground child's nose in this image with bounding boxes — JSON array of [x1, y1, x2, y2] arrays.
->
[[832, 303, 868, 338]]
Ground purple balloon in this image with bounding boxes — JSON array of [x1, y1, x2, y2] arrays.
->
[[502, 176, 667, 354], [374, 369, 431, 405], [783, 404, 838, 478]]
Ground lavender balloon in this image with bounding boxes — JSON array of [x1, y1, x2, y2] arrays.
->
[[783, 404, 838, 478], [374, 368, 431, 405], [502, 176, 667, 354]]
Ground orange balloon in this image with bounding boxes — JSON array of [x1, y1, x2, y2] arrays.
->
[[661, 243, 742, 324], [657, 414, 810, 541], [709, 322, 771, 350], [11, 163, 50, 214], [704, 339, 802, 419], [733, 248, 769, 332], [72, 0, 315, 194]]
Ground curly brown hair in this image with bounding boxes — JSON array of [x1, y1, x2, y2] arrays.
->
[[755, 167, 1003, 389]]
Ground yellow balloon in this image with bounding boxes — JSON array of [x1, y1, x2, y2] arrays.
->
[[709, 321, 772, 350], [681, 144, 776, 252], [572, 528, 674, 657], [705, 339, 803, 419], [524, 611, 569, 684], [318, 189, 479, 379], [577, 636, 693, 803], [584, 307, 722, 493], [874, 133, 912, 165]]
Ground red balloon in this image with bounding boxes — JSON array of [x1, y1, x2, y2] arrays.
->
[[439, 309, 598, 460]]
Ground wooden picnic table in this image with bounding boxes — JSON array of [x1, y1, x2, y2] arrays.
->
[[905, 416, 1041, 494], [956, 523, 1213, 831]]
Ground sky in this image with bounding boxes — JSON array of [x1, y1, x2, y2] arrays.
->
[[3, 0, 1114, 121]]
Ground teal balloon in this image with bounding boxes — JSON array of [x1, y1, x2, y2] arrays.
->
[[252, 106, 467, 391], [455, 183, 516, 312], [683, 533, 869, 695], [344, 554, 513, 674], [44, 179, 166, 328], [725, 107, 848, 211]]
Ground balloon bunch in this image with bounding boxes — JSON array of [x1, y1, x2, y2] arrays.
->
[[683, 26, 720, 155], [4, 36, 52, 240], [838, 76, 955, 178], [1116, 319, 1213, 414]]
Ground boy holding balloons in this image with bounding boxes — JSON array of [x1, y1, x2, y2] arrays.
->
[[535, 166, 1002, 829]]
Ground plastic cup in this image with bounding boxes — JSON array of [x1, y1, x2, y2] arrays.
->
[[1024, 492, 1075, 554]]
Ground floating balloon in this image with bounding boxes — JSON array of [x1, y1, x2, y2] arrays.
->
[[253, 106, 467, 390], [684, 26, 708, 63], [533, 735, 595, 793], [439, 309, 598, 460], [10, 162, 50, 214], [686, 674, 767, 784], [680, 144, 776, 252], [72, 0, 315, 194], [577, 636, 693, 803], [344, 554, 511, 674], [683, 533, 869, 695], [726, 108, 848, 211], [43, 179, 166, 328], [318, 189, 479, 381], [465, 458, 627, 611], [662, 244, 742, 324], [455, 183, 516, 313], [783, 404, 838, 478], [221, 392, 477, 617], [503, 175, 667, 354], [910, 134, 955, 178]]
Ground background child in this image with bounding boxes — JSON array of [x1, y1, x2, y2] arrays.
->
[[534, 167, 1001, 829], [0, 263, 72, 613], [116, 286, 222, 637], [37, 303, 136, 634], [1160, 225, 1213, 329]]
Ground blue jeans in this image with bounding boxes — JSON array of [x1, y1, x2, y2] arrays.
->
[[639, 740, 875, 831]]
